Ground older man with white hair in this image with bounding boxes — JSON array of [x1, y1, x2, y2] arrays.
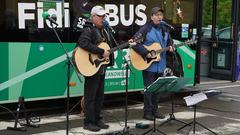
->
[[76, 5, 116, 132]]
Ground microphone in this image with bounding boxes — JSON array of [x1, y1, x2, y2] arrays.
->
[[160, 21, 174, 30], [103, 20, 116, 34], [42, 12, 58, 26]]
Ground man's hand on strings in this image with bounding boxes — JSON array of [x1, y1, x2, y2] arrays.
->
[[128, 39, 137, 47], [102, 50, 110, 58]]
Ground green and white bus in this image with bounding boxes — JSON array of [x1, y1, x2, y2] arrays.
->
[[0, 0, 196, 103]]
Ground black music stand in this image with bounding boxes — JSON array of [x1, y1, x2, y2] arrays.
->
[[7, 97, 39, 132], [142, 76, 182, 135], [159, 77, 191, 127], [178, 92, 218, 135]]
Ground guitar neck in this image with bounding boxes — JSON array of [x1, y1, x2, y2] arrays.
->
[[156, 46, 171, 54], [109, 42, 129, 53], [156, 43, 185, 54]]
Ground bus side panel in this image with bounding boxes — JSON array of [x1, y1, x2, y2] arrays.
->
[[0, 42, 9, 100], [105, 49, 144, 93], [0, 42, 144, 103], [20, 42, 75, 99], [177, 45, 196, 85]]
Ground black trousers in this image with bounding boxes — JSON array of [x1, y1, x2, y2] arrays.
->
[[142, 71, 163, 116], [83, 73, 105, 125]]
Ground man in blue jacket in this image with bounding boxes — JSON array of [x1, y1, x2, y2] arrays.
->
[[131, 7, 175, 120]]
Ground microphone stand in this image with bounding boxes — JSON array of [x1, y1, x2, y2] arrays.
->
[[109, 31, 134, 135], [50, 23, 82, 135]]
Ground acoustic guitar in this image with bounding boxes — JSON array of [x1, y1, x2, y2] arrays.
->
[[130, 39, 197, 70], [73, 35, 143, 76]]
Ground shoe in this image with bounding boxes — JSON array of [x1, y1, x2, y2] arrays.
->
[[154, 112, 165, 119], [83, 123, 101, 132], [96, 120, 109, 129], [143, 114, 154, 121]]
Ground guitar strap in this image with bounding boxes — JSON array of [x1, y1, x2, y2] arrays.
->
[[101, 28, 113, 48], [101, 27, 115, 67], [94, 28, 107, 75], [95, 28, 105, 44], [95, 28, 112, 47]]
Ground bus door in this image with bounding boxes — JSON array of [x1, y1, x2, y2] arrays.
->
[[198, 0, 240, 82]]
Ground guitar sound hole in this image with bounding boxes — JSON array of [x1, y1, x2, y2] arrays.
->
[[150, 50, 156, 57], [147, 58, 156, 63], [98, 54, 103, 59]]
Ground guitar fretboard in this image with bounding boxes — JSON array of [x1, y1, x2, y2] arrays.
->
[[109, 42, 129, 53], [156, 43, 185, 54]]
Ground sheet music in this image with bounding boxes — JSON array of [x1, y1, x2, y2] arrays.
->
[[184, 92, 208, 106]]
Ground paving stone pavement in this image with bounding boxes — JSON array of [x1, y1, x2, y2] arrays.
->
[[1, 80, 240, 135]]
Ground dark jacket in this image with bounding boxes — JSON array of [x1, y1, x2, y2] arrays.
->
[[76, 21, 116, 74]]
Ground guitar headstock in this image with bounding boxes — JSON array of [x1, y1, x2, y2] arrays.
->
[[128, 34, 144, 47], [133, 34, 144, 43]]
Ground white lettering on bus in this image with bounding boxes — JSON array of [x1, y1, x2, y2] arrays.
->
[[105, 4, 119, 26], [120, 4, 134, 26], [105, 4, 147, 26], [18, 3, 146, 29], [135, 4, 147, 26], [18, 3, 35, 29], [18, 2, 69, 29]]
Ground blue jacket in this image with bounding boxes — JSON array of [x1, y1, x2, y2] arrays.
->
[[133, 21, 173, 73]]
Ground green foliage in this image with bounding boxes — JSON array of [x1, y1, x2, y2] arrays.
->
[[203, 0, 232, 29], [203, 0, 213, 27]]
